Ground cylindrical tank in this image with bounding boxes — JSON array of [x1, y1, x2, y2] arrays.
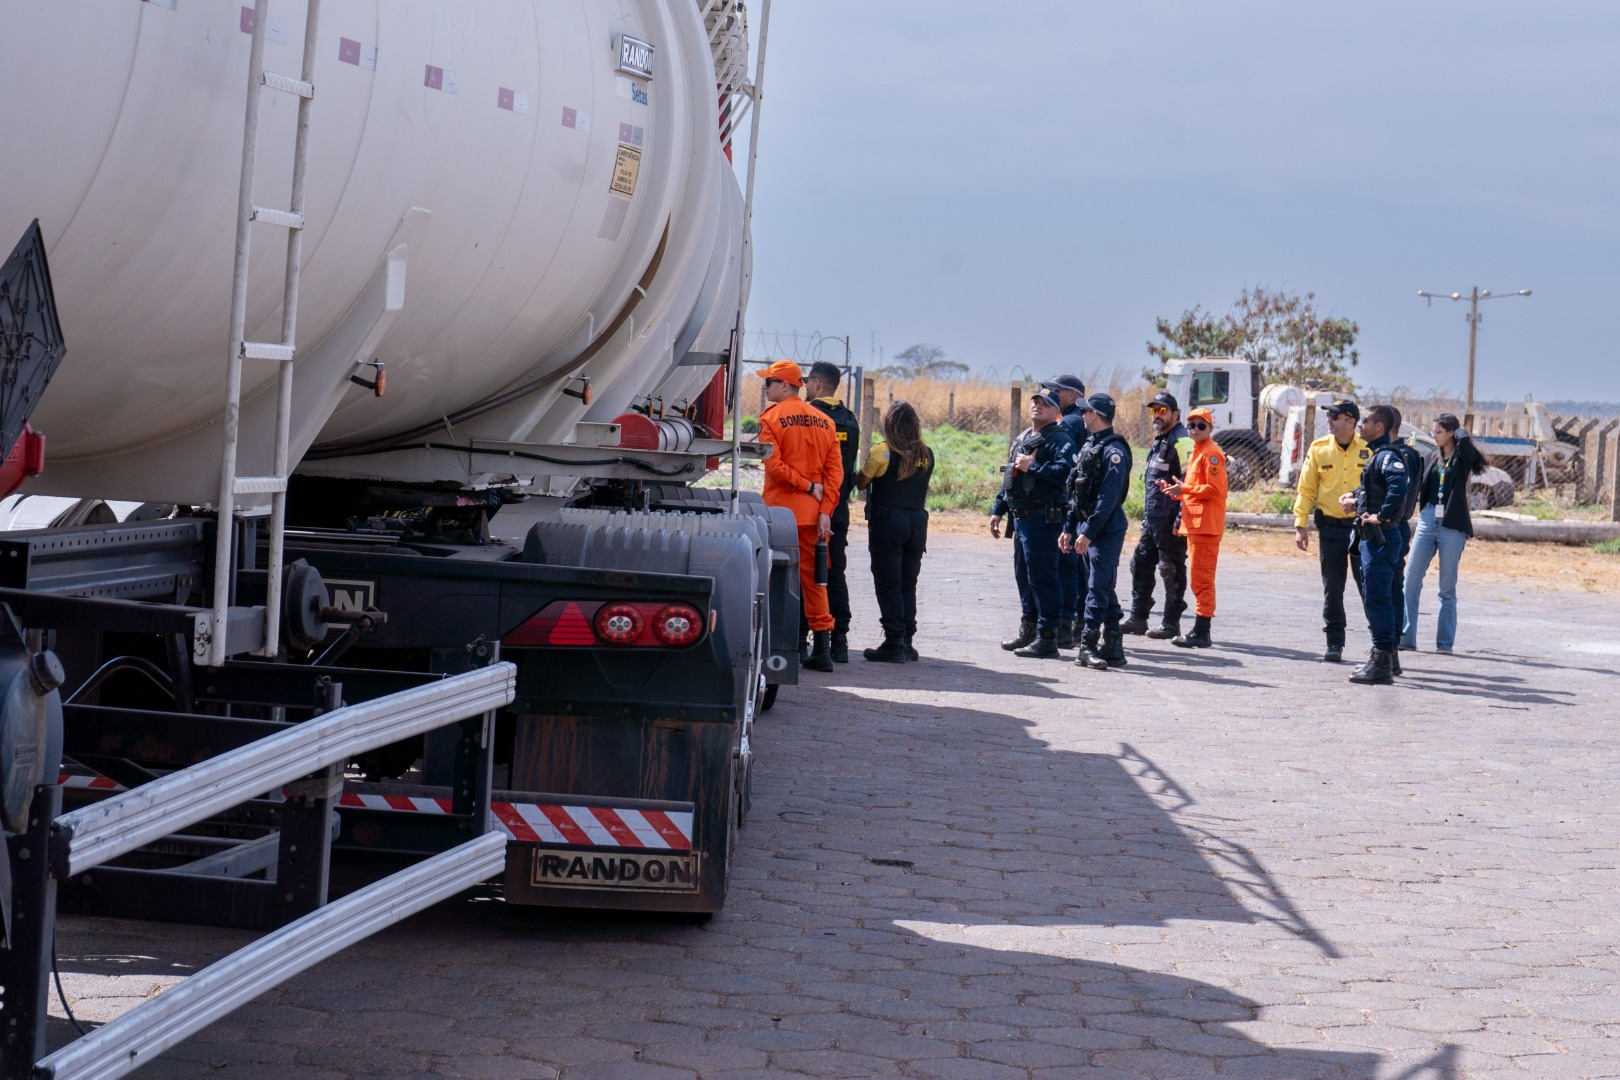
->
[[0, 0, 743, 503]]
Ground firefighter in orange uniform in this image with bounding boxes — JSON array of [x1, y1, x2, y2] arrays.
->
[[757, 360, 845, 672], [1159, 407, 1227, 648]]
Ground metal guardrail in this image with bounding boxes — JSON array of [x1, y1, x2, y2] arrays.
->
[[37, 832, 507, 1080], [54, 662, 515, 876]]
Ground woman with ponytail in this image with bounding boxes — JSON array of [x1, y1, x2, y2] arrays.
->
[[854, 401, 935, 662], [1400, 414, 1489, 653]]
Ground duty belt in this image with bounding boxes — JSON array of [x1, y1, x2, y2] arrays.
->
[[1314, 509, 1357, 529]]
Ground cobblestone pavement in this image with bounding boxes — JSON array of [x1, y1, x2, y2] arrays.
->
[[55, 529, 1620, 1079]]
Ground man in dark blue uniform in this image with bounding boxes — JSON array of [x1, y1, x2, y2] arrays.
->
[[1121, 390, 1190, 640], [990, 389, 1079, 659], [1343, 404, 1410, 685], [1385, 406, 1426, 677], [1061, 393, 1134, 671], [1042, 375, 1089, 648]]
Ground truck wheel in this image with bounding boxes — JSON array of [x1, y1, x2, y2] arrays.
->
[[761, 683, 779, 711], [1212, 429, 1274, 491]]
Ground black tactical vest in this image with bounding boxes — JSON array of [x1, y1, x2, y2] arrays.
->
[[810, 398, 860, 500], [1069, 430, 1130, 515], [869, 446, 934, 511]]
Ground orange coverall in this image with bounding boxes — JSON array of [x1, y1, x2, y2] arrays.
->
[[758, 395, 845, 632], [1173, 440, 1228, 618]]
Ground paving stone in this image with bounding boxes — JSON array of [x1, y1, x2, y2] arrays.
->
[[47, 534, 1620, 1080]]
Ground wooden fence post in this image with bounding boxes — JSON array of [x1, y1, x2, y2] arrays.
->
[[1609, 428, 1620, 521], [1009, 381, 1022, 444], [860, 377, 879, 463]]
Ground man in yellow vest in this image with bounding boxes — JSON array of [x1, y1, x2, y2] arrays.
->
[[1293, 398, 1371, 663]]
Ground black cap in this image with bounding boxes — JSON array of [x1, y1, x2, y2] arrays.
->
[[807, 361, 842, 388], [1324, 398, 1359, 421], [1086, 393, 1117, 421], [1043, 374, 1086, 396], [1148, 390, 1179, 411], [1030, 389, 1059, 406]]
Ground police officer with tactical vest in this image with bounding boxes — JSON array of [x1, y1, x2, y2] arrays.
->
[[1384, 406, 1426, 677], [1060, 393, 1134, 671], [805, 362, 860, 663], [1339, 404, 1410, 685], [991, 388, 1079, 659], [1121, 390, 1190, 640], [1042, 375, 1089, 648]]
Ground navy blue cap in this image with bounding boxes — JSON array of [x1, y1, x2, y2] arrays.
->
[[1043, 374, 1086, 395], [1086, 393, 1117, 421]]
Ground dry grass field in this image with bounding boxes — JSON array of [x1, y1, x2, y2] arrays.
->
[[920, 511, 1620, 593]]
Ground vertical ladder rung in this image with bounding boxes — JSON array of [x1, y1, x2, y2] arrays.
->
[[234, 476, 289, 495], [241, 341, 295, 361], [251, 206, 304, 229], [262, 71, 315, 98]]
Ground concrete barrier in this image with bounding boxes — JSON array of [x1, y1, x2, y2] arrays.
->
[[1226, 512, 1620, 546]]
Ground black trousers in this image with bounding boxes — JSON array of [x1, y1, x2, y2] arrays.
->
[[868, 506, 928, 638], [1318, 520, 1366, 648], [1129, 517, 1188, 625], [827, 507, 851, 634]]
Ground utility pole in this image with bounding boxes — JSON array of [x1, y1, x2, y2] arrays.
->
[[1416, 286, 1532, 428]]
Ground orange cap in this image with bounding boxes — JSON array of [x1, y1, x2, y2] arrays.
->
[[756, 359, 803, 387], [1188, 407, 1215, 425]]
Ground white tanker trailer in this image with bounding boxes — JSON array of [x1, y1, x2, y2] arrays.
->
[[0, 3, 791, 1074]]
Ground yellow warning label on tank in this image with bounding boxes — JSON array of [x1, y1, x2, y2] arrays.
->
[[611, 144, 642, 198]]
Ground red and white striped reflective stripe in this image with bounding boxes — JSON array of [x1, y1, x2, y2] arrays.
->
[[58, 773, 123, 791], [338, 793, 693, 852]]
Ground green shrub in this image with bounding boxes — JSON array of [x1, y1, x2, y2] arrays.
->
[[1595, 537, 1620, 555], [1265, 491, 1295, 515], [741, 415, 759, 434], [919, 425, 1008, 512]]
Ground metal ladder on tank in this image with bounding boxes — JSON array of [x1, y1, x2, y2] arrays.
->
[[212, 0, 324, 666]]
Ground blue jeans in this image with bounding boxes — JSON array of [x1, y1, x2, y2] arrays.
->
[[1359, 525, 1404, 651], [1013, 514, 1065, 634], [1401, 505, 1468, 650]]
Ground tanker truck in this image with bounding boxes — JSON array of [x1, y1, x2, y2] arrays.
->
[[0, 2, 789, 1073]]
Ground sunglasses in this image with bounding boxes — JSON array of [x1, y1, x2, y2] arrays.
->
[[1186, 421, 1211, 431], [1148, 405, 1170, 415], [763, 378, 780, 387]]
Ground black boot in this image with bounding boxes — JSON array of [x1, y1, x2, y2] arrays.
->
[[1389, 648, 1402, 676], [863, 634, 908, 663], [1101, 629, 1128, 668], [830, 632, 850, 664], [1076, 630, 1109, 670], [804, 631, 835, 672], [1322, 642, 1344, 663], [1055, 619, 1076, 649], [1001, 620, 1037, 651], [1348, 648, 1393, 685], [1119, 614, 1149, 636], [903, 636, 920, 662], [1173, 615, 1212, 648], [1146, 621, 1179, 640], [1014, 633, 1059, 659]]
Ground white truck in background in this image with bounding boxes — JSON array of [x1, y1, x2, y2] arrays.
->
[[1161, 358, 1336, 489], [1161, 357, 1570, 508]]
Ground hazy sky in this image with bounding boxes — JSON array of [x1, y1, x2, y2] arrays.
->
[[742, 1, 1620, 402]]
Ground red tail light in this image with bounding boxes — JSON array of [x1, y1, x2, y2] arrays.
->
[[651, 604, 703, 646], [594, 604, 645, 644], [504, 600, 708, 649]]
